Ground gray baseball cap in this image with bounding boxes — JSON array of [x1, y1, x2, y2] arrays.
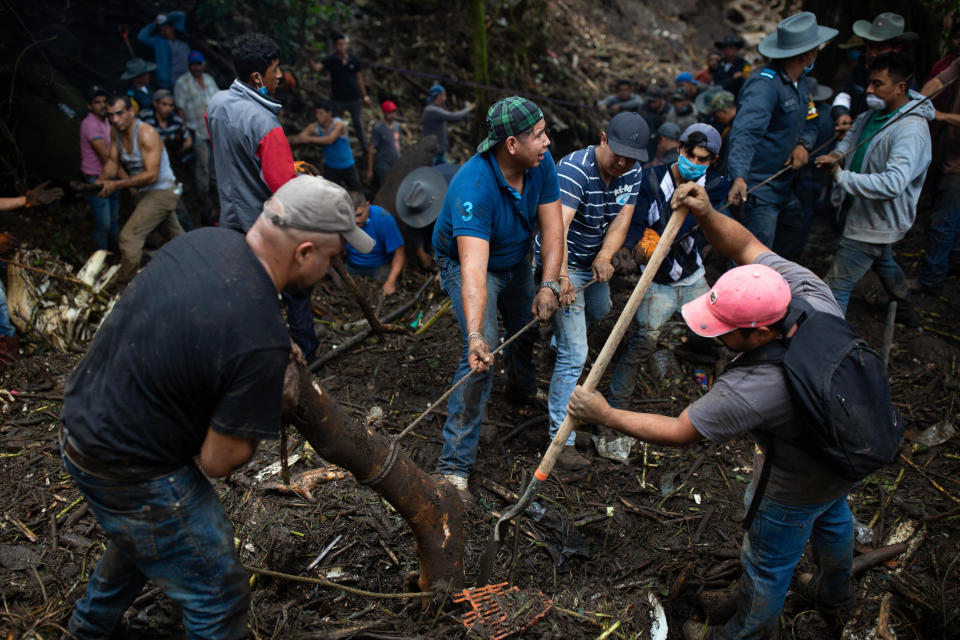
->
[[680, 123, 722, 156], [605, 111, 649, 161], [655, 122, 682, 140], [263, 176, 374, 253]]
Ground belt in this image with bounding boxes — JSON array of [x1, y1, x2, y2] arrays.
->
[[60, 426, 177, 482]]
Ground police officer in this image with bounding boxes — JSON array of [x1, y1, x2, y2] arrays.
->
[[726, 12, 837, 261], [831, 13, 918, 125]]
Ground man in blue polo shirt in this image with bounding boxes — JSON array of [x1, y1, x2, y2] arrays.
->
[[433, 96, 564, 501], [609, 124, 730, 409], [534, 112, 648, 470], [345, 191, 405, 296]]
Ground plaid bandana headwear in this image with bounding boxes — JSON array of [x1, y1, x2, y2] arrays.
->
[[476, 97, 544, 153]]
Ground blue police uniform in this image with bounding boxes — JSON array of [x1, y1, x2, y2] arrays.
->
[[727, 63, 819, 259]]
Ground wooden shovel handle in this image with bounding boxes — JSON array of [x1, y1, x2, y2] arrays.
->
[[533, 206, 689, 482]]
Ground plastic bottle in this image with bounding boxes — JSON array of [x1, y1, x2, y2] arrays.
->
[[853, 519, 874, 544]]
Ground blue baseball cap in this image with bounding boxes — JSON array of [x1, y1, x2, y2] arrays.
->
[[427, 84, 445, 103], [188, 50, 204, 64], [675, 72, 699, 85], [680, 123, 722, 155]]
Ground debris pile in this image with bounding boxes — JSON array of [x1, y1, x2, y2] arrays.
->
[[6, 249, 119, 352]]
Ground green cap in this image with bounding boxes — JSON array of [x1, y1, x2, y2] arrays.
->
[[477, 96, 544, 153], [709, 91, 736, 114]]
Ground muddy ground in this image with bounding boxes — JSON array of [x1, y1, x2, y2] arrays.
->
[[0, 199, 958, 640]]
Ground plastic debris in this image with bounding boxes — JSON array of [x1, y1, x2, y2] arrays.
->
[[592, 433, 634, 462]]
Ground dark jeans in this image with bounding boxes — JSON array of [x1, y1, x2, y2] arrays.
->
[[742, 194, 806, 261], [63, 454, 249, 640], [333, 98, 366, 149], [823, 236, 909, 315], [718, 493, 854, 639], [436, 256, 538, 478], [345, 261, 391, 282], [282, 289, 319, 362], [919, 172, 960, 288], [323, 165, 361, 192], [84, 175, 120, 251]]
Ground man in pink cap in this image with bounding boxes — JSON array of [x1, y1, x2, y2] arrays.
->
[[567, 181, 855, 639]]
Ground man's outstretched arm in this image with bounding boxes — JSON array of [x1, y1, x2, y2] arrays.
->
[[671, 182, 770, 266]]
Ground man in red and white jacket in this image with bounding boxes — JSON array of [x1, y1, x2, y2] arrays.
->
[[207, 33, 297, 234], [207, 34, 325, 359]]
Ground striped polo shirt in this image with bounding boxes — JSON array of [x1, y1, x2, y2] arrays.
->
[[535, 146, 640, 270]]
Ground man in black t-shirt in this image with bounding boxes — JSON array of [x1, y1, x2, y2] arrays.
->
[[310, 32, 371, 149], [61, 176, 374, 640]]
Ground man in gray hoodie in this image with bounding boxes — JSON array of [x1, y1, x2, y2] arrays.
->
[[817, 52, 932, 323]]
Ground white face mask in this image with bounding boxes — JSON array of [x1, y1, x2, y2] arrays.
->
[[865, 94, 886, 110]]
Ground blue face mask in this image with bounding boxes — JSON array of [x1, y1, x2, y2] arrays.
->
[[257, 85, 270, 97], [804, 60, 815, 75], [678, 154, 708, 181]]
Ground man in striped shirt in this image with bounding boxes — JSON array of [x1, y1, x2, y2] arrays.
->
[[608, 124, 730, 409], [533, 112, 648, 469]]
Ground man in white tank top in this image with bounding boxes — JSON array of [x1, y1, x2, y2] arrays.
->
[[95, 94, 183, 285]]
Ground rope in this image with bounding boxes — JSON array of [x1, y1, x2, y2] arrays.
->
[[358, 277, 599, 486], [244, 564, 433, 599]]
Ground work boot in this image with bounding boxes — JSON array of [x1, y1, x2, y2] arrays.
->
[[894, 299, 922, 327], [557, 446, 591, 471], [682, 619, 717, 640], [794, 572, 854, 633], [697, 582, 739, 622], [442, 474, 476, 506], [0, 335, 19, 374], [505, 388, 548, 412], [906, 278, 943, 297]]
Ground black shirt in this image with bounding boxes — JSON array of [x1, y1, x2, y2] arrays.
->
[[62, 228, 290, 469], [322, 53, 363, 102]]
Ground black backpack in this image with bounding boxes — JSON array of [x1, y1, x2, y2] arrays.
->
[[724, 298, 903, 527]]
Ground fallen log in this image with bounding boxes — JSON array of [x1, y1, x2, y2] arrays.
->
[[283, 362, 464, 592], [331, 256, 408, 334], [309, 274, 436, 371], [852, 543, 908, 575]]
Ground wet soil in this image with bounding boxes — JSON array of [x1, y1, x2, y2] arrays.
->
[[0, 206, 958, 640]]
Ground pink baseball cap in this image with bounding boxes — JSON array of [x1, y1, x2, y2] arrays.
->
[[681, 264, 792, 337], [381, 100, 398, 114]]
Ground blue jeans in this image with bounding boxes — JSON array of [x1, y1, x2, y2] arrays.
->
[[84, 175, 119, 251], [719, 493, 854, 639], [282, 290, 319, 362], [0, 277, 14, 337], [919, 173, 960, 288], [743, 195, 806, 261], [346, 261, 392, 282], [548, 269, 610, 444], [63, 455, 249, 640], [823, 236, 909, 314], [608, 277, 709, 409], [437, 257, 538, 477]]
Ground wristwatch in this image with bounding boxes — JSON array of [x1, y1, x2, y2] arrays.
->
[[539, 280, 561, 299]]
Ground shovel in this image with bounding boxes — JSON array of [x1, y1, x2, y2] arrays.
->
[[477, 205, 689, 585]]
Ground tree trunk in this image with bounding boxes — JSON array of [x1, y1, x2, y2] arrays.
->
[[283, 363, 465, 593], [469, 0, 491, 144]]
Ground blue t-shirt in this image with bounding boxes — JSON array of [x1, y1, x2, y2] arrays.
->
[[346, 205, 404, 269], [534, 146, 640, 270], [433, 150, 560, 272], [319, 118, 355, 169]]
